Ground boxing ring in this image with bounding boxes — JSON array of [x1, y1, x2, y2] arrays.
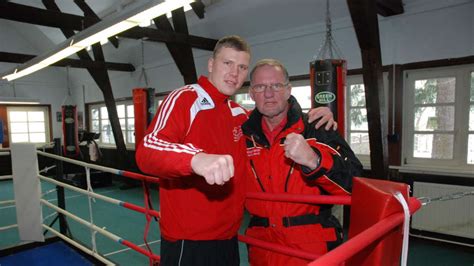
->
[[1, 143, 421, 265]]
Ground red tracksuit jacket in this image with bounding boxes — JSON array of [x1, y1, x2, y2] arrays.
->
[[242, 96, 363, 266], [136, 76, 248, 241]]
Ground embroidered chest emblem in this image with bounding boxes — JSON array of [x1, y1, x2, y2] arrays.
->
[[247, 147, 261, 157], [233, 126, 243, 142]]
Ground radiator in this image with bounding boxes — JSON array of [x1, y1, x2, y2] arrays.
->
[[411, 182, 474, 239]]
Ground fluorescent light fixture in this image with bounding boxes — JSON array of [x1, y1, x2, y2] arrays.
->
[[166, 0, 192, 18], [0, 97, 40, 105], [2, 0, 194, 81]]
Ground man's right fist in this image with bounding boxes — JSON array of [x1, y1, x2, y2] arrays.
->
[[191, 153, 235, 185]]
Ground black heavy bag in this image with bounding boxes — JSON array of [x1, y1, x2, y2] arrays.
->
[[62, 105, 79, 157], [310, 59, 346, 136]]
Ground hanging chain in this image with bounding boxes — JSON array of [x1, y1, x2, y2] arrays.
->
[[315, 0, 344, 60], [66, 66, 72, 97], [141, 40, 149, 87], [325, 0, 333, 59], [418, 190, 474, 206]]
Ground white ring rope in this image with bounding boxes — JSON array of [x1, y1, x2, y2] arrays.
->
[[37, 151, 123, 177], [0, 199, 15, 206], [85, 167, 98, 254], [0, 224, 18, 231], [39, 165, 56, 174], [38, 175, 123, 206], [0, 175, 13, 180], [41, 200, 122, 243], [43, 211, 58, 222], [394, 192, 410, 266], [42, 224, 115, 265]]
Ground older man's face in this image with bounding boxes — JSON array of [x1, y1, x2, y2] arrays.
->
[[250, 65, 291, 119]]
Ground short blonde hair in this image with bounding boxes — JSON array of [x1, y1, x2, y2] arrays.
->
[[213, 35, 251, 58]]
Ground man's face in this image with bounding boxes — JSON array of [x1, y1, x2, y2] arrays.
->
[[208, 47, 250, 96], [250, 65, 291, 119]]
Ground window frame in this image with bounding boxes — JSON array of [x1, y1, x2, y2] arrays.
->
[[401, 64, 474, 172], [88, 100, 135, 148], [6, 105, 52, 146], [345, 74, 389, 167]]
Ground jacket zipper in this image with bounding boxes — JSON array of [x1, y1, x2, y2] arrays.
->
[[284, 162, 295, 192], [249, 159, 266, 192]]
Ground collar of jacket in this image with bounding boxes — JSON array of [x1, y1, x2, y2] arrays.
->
[[198, 75, 229, 103], [242, 95, 304, 147]]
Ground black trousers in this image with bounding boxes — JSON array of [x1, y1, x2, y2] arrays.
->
[[160, 236, 240, 266]]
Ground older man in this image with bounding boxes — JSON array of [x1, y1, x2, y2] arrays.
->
[[242, 59, 363, 266]]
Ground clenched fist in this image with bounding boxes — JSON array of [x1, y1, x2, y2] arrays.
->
[[191, 153, 234, 185], [283, 133, 319, 170]]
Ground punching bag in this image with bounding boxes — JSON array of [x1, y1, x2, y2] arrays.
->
[[310, 59, 346, 136], [62, 105, 79, 157], [133, 88, 155, 148], [0, 119, 3, 148]]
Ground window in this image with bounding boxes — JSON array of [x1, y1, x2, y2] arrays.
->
[[467, 71, 474, 164], [89, 102, 135, 146], [347, 82, 370, 156], [7, 106, 50, 144], [290, 82, 312, 113], [346, 74, 388, 166], [403, 65, 474, 170]]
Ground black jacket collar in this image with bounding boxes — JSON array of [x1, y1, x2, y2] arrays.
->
[[242, 96, 304, 146]]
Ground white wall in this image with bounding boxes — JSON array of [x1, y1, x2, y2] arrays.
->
[[1, 0, 472, 139], [0, 21, 73, 139]]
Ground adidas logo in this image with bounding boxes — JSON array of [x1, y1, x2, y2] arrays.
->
[[200, 97, 211, 105]]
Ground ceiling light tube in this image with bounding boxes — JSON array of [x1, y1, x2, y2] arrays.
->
[[0, 97, 40, 105], [2, 0, 194, 82]]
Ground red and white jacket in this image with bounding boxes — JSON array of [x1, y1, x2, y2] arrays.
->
[[136, 76, 249, 241], [242, 96, 363, 265]]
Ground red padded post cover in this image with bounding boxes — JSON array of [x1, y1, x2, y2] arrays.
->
[[346, 177, 409, 266], [133, 88, 148, 148]]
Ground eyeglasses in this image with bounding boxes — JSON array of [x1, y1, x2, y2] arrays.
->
[[251, 83, 288, 93]]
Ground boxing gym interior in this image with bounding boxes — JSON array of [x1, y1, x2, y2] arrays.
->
[[0, 0, 473, 265]]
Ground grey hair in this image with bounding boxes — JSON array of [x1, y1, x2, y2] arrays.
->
[[250, 58, 289, 84]]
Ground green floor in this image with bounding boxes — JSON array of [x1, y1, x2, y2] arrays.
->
[[1, 179, 473, 265]]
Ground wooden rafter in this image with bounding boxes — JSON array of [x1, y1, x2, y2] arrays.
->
[[376, 0, 404, 17], [41, 0, 129, 167], [347, 0, 389, 178], [73, 0, 119, 48], [154, 8, 197, 84], [0, 1, 217, 50]]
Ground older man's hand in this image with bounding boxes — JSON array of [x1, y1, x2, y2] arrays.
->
[[283, 133, 319, 170]]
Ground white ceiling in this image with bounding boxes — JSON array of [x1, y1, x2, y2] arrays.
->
[[4, 0, 451, 64], [7, 0, 352, 48]]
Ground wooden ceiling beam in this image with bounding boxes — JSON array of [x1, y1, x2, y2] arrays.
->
[[376, 0, 404, 17], [72, 0, 119, 48], [347, 0, 389, 178], [41, 0, 129, 167], [190, 0, 205, 19], [0, 51, 135, 72], [0, 2, 217, 50], [153, 8, 197, 84]]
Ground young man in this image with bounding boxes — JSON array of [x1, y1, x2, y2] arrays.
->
[[136, 35, 250, 266], [242, 59, 363, 266], [136, 36, 336, 265]]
